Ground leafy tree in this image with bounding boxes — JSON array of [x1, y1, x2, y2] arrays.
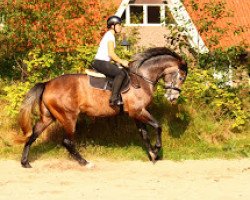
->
[[0, 0, 115, 53], [0, 0, 117, 79], [187, 0, 248, 48]]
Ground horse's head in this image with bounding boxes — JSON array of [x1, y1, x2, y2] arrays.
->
[[130, 47, 188, 103], [162, 61, 187, 103]]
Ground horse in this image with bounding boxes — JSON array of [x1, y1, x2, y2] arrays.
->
[[18, 47, 188, 168]]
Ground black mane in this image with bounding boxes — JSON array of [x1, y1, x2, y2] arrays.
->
[[131, 47, 184, 69]]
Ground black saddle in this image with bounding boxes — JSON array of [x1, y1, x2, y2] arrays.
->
[[87, 68, 130, 93]]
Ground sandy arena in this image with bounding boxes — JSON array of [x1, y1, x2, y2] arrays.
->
[[0, 159, 250, 200]]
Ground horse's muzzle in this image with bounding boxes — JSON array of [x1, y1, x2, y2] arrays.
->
[[164, 91, 179, 104]]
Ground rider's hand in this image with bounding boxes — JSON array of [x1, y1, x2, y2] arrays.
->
[[121, 60, 129, 68]]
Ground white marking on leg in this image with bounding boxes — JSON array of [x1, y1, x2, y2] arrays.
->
[[86, 162, 95, 169]]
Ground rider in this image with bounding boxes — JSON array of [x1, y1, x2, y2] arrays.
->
[[92, 16, 129, 106]]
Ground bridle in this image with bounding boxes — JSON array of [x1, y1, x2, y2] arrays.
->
[[130, 71, 156, 85], [164, 70, 182, 93], [130, 68, 183, 93]]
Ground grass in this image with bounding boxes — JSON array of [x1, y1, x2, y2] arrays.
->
[[0, 97, 249, 163], [0, 78, 249, 163]]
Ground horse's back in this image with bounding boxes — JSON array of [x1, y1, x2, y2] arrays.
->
[[43, 74, 87, 111], [46, 74, 86, 88], [42, 74, 119, 117]]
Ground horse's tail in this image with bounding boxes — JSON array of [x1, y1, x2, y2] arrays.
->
[[16, 82, 46, 143]]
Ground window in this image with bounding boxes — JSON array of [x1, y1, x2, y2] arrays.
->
[[122, 4, 175, 26], [148, 6, 160, 24], [130, 6, 143, 24]]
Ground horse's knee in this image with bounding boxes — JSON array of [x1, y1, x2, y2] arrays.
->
[[62, 138, 74, 148], [140, 129, 149, 140], [155, 143, 162, 149], [149, 121, 161, 131]]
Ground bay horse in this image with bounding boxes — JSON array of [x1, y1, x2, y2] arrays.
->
[[18, 47, 188, 168]]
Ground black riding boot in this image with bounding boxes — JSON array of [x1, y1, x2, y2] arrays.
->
[[109, 72, 126, 106]]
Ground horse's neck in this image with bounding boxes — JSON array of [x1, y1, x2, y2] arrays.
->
[[139, 65, 164, 84], [130, 56, 172, 91], [128, 71, 155, 99]]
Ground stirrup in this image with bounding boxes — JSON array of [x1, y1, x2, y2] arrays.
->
[[109, 98, 123, 106]]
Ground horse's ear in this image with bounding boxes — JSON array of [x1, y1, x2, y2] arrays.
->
[[179, 59, 188, 74]]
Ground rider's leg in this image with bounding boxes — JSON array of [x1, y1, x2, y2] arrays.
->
[[109, 70, 126, 105], [92, 60, 126, 106]]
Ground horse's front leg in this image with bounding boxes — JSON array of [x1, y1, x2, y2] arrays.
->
[[135, 109, 162, 162], [135, 120, 155, 161]]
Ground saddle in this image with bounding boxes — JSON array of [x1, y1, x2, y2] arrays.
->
[[85, 68, 130, 93]]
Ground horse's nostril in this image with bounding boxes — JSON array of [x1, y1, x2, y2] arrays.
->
[[170, 98, 177, 104]]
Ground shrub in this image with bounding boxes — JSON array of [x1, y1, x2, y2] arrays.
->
[[182, 67, 249, 131]]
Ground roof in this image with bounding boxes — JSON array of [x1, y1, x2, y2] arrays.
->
[[111, 0, 250, 49], [184, 0, 250, 49]]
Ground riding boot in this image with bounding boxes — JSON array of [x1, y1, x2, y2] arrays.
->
[[109, 73, 125, 106]]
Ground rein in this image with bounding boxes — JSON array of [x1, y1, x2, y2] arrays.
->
[[130, 71, 156, 85], [130, 69, 182, 92]]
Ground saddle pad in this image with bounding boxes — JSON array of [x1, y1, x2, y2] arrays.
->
[[89, 75, 130, 93], [85, 69, 106, 78], [89, 76, 112, 91]]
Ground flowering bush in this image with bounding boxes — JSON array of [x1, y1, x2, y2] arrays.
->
[[0, 0, 116, 52]]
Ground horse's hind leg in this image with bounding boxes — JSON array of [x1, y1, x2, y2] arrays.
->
[[62, 137, 88, 166], [21, 115, 53, 168], [56, 113, 88, 166]]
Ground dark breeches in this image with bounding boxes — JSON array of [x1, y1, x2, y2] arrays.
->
[[93, 60, 126, 100], [92, 60, 126, 79]]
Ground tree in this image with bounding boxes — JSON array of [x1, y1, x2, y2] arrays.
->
[[187, 0, 248, 49], [0, 0, 116, 53]]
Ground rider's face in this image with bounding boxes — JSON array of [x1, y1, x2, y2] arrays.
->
[[114, 24, 122, 33]]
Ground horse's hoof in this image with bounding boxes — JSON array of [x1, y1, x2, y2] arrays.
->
[[78, 159, 88, 166], [86, 162, 95, 169], [21, 161, 32, 168], [149, 151, 157, 163], [154, 145, 161, 155]]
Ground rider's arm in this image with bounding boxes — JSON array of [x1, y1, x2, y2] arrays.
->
[[108, 41, 129, 67]]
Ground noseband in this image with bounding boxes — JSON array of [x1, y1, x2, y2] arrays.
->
[[164, 70, 182, 92]]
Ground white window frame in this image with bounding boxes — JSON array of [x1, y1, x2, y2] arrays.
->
[[125, 4, 167, 27], [116, 0, 209, 53]]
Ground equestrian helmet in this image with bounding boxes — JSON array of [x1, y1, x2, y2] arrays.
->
[[107, 16, 122, 28]]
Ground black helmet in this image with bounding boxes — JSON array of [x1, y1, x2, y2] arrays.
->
[[107, 16, 122, 28]]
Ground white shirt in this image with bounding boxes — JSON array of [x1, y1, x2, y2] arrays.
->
[[95, 31, 115, 61]]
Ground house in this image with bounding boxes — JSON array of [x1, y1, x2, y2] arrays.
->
[[110, 0, 250, 53]]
